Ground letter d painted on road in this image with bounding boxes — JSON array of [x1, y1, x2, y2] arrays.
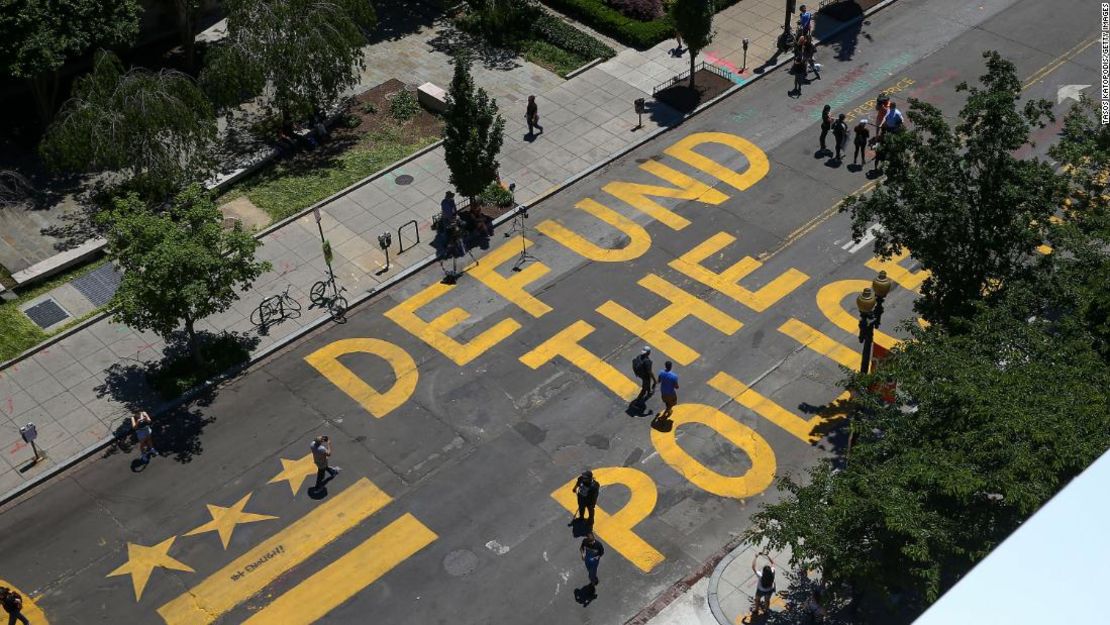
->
[[304, 338, 418, 418], [664, 132, 769, 192]]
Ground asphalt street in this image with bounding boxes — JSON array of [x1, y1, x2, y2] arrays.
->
[[0, 0, 1101, 623]]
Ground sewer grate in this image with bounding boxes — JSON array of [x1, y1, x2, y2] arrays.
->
[[24, 298, 70, 329], [394, 174, 414, 186], [71, 263, 123, 307]]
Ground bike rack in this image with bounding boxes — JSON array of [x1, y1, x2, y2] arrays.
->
[[397, 219, 419, 253]]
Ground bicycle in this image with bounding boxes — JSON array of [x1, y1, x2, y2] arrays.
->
[[251, 285, 301, 329], [309, 273, 349, 321]]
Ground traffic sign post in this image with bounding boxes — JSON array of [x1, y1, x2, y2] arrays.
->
[[20, 423, 44, 464]]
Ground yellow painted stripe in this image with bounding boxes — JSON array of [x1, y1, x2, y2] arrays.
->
[[157, 479, 391, 625], [242, 513, 437, 625], [1021, 38, 1098, 89], [0, 579, 49, 624], [777, 318, 859, 369], [864, 249, 929, 292], [708, 372, 850, 444]]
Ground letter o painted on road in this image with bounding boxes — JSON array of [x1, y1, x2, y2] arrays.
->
[[650, 403, 777, 499]]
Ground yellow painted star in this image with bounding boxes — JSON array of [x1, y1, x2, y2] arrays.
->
[[183, 493, 277, 549], [267, 453, 319, 496], [107, 537, 194, 601]]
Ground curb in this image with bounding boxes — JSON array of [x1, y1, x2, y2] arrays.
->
[[0, 0, 896, 511], [702, 1, 901, 623]]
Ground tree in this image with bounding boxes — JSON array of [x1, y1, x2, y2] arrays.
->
[[841, 51, 1063, 325], [102, 185, 271, 365], [40, 51, 217, 201], [167, 0, 202, 70], [0, 0, 141, 124], [744, 281, 1110, 617], [443, 52, 505, 203], [670, 0, 713, 88], [200, 0, 376, 128]]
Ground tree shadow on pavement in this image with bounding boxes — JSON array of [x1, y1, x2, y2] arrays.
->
[[425, 21, 521, 72], [369, 0, 443, 44], [815, 2, 867, 62]]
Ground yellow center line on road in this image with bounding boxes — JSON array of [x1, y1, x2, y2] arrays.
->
[[1022, 37, 1099, 90]]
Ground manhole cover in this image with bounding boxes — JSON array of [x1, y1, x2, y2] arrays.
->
[[71, 263, 123, 307], [443, 549, 479, 576], [395, 174, 414, 186], [24, 298, 70, 329]]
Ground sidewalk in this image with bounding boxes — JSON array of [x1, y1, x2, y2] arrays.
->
[[0, 0, 866, 501]]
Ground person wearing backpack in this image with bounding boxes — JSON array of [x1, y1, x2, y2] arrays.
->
[[569, 470, 600, 525], [1, 587, 29, 625], [632, 346, 656, 405]]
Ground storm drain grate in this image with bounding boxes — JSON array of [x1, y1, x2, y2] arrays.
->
[[24, 298, 70, 329], [72, 263, 123, 307], [394, 174, 414, 186]]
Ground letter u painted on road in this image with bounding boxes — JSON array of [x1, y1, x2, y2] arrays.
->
[[304, 338, 418, 418]]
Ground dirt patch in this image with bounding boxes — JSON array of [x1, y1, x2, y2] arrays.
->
[[219, 196, 270, 231], [652, 69, 735, 114], [340, 78, 443, 146]]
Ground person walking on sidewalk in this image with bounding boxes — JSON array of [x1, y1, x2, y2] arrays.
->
[[0, 587, 29, 625], [131, 410, 157, 462], [819, 105, 832, 154], [632, 346, 656, 406], [852, 119, 870, 165], [832, 113, 849, 161], [311, 435, 341, 490], [672, 27, 684, 56], [526, 95, 543, 138], [655, 362, 679, 424], [798, 4, 813, 35], [580, 533, 605, 587], [569, 470, 600, 525], [751, 553, 777, 616]]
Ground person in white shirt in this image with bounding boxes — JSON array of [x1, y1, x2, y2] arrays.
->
[[751, 552, 777, 615]]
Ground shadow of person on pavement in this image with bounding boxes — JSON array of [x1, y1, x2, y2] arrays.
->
[[573, 583, 597, 606], [569, 518, 593, 538]]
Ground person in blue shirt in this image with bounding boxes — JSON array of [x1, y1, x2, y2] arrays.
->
[[656, 361, 679, 422], [798, 5, 813, 35]]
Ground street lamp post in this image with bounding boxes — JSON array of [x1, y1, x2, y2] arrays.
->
[[855, 270, 892, 374], [778, 0, 797, 52]]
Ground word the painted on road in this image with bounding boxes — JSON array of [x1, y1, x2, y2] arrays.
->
[[303, 129, 916, 573]]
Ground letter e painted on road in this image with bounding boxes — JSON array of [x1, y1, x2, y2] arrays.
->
[[304, 338, 418, 418], [467, 238, 553, 318], [385, 281, 521, 366], [520, 321, 638, 401], [651, 403, 776, 499], [663, 132, 769, 192], [670, 232, 809, 312], [551, 467, 665, 573]]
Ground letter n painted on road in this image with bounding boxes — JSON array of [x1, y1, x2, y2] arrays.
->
[[551, 467, 664, 573], [663, 132, 769, 192], [670, 232, 809, 312], [519, 321, 638, 401], [603, 160, 728, 231], [597, 273, 742, 365], [651, 403, 776, 499], [304, 338, 418, 418], [385, 281, 520, 365], [158, 478, 392, 625]]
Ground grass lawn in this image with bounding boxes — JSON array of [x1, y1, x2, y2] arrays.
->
[[0, 259, 110, 362]]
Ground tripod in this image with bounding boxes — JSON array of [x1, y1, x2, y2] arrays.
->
[[439, 218, 477, 285], [502, 206, 539, 272]]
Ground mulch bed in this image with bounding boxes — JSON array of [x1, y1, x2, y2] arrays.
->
[[653, 68, 735, 114], [336, 78, 443, 145]]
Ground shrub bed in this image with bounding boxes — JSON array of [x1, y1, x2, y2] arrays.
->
[[539, 0, 744, 50]]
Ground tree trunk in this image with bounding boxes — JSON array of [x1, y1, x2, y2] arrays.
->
[[688, 51, 697, 89], [184, 316, 206, 368], [28, 72, 60, 128], [175, 0, 196, 71]]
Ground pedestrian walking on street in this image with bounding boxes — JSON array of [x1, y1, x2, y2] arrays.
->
[[526, 95, 543, 138], [751, 553, 777, 616], [131, 410, 157, 462], [632, 346, 656, 405], [802, 35, 819, 79], [580, 533, 605, 587], [832, 113, 849, 161], [819, 105, 831, 154], [569, 470, 600, 525], [655, 361, 679, 423], [881, 100, 904, 135], [0, 587, 30, 625], [798, 5, 813, 35], [311, 435, 341, 490], [852, 119, 870, 165]]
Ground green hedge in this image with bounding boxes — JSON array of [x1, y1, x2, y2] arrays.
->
[[534, 13, 615, 60], [539, 0, 744, 50]]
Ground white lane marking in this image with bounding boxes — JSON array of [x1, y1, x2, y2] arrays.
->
[[485, 540, 510, 555], [844, 224, 882, 253]]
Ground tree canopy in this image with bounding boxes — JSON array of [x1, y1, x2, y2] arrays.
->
[[443, 53, 505, 202], [103, 185, 271, 363], [40, 51, 217, 201], [201, 0, 377, 126], [841, 51, 1063, 325], [670, 0, 714, 88], [0, 0, 141, 123]]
